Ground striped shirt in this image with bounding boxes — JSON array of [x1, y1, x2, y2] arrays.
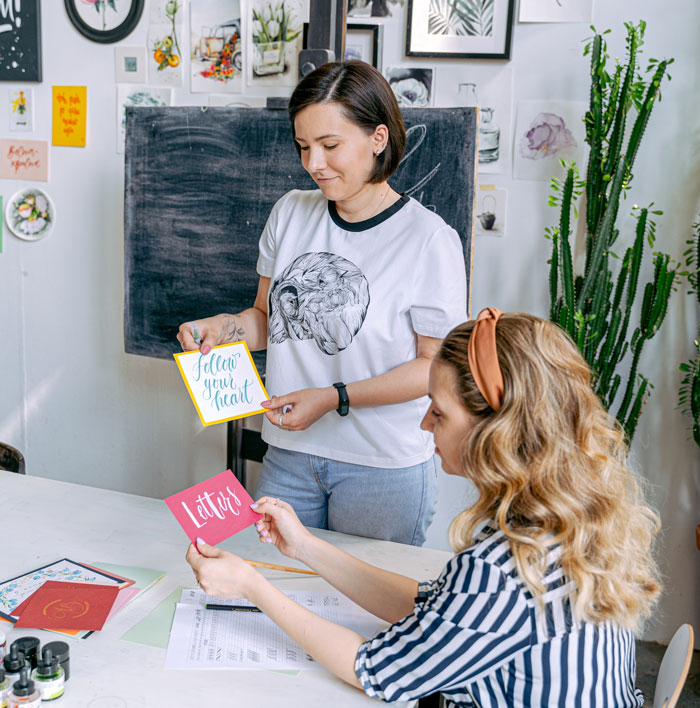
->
[[354, 520, 644, 707]]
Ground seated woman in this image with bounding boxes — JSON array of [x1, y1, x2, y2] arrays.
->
[[187, 309, 661, 707]]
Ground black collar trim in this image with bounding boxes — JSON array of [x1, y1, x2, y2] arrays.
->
[[328, 194, 409, 232]]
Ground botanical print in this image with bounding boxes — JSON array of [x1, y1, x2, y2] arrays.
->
[[148, 1, 183, 87], [247, 0, 306, 88], [73, 0, 131, 33], [513, 100, 586, 181], [385, 67, 433, 108], [268, 252, 370, 356], [190, 0, 243, 94], [474, 185, 506, 237], [116, 85, 172, 153], [519, 0, 592, 23], [428, 0, 494, 36], [5, 187, 54, 241], [9, 89, 33, 131], [348, 0, 404, 18]]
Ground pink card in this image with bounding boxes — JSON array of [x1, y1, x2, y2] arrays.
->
[[0, 139, 49, 181], [164, 470, 263, 546]]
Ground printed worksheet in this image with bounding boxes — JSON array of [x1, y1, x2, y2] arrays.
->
[[165, 589, 387, 670]]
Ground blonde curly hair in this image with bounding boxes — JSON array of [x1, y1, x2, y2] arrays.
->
[[439, 313, 661, 631]]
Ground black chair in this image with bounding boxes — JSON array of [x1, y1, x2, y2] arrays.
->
[[0, 442, 26, 474], [227, 420, 267, 489]]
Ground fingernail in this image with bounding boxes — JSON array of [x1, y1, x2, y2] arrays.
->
[[201, 345, 211, 355], [196, 537, 205, 546], [250, 503, 258, 509], [255, 522, 262, 531], [265, 537, 272, 544]]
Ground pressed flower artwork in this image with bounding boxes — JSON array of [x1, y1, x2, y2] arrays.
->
[[148, 0, 183, 87], [5, 187, 55, 241], [246, 0, 306, 88], [9, 89, 34, 132], [514, 100, 586, 181], [385, 67, 433, 107], [191, 0, 243, 94]]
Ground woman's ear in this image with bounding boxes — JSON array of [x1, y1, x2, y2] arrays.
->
[[372, 124, 389, 156]]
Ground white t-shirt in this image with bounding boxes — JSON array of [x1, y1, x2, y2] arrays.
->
[[256, 189, 468, 468]]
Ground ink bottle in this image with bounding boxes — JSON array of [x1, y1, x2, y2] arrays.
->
[[2, 647, 25, 685], [1, 667, 12, 708], [8, 641, 38, 673], [7, 668, 41, 708], [31, 649, 64, 702], [0, 630, 6, 661], [38, 644, 68, 683]]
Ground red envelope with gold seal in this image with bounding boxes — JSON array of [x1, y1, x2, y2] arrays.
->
[[13, 581, 120, 630]]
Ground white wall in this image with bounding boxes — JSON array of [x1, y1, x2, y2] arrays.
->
[[1, 0, 698, 645]]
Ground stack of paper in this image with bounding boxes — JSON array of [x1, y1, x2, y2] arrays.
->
[[0, 559, 164, 638]]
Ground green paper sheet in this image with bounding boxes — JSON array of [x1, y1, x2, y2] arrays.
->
[[92, 562, 165, 591], [121, 585, 182, 649]]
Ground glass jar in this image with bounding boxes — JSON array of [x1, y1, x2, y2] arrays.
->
[[253, 40, 286, 76], [479, 107, 500, 163], [456, 82, 478, 107]]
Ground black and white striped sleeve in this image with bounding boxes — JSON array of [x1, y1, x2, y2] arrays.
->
[[354, 554, 534, 703]]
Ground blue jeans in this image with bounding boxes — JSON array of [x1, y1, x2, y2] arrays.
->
[[254, 445, 438, 546]]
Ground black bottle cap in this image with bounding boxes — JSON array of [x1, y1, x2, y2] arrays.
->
[[11, 637, 40, 669], [12, 667, 35, 697], [43, 641, 70, 681], [36, 648, 58, 676], [3, 644, 25, 673]]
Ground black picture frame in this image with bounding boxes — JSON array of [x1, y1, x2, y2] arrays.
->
[[346, 23, 382, 70], [0, 0, 42, 82], [64, 0, 145, 44], [405, 0, 514, 60]]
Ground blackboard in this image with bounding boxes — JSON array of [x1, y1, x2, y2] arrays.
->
[[124, 106, 477, 370], [0, 0, 41, 82]]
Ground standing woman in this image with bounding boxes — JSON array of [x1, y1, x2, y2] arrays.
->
[[178, 61, 467, 545]]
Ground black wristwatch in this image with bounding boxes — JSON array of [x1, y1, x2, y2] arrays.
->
[[333, 382, 350, 416]]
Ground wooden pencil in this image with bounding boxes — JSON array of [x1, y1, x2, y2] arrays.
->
[[244, 559, 319, 576]]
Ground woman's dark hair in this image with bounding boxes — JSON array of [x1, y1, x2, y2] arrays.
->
[[288, 61, 406, 184]]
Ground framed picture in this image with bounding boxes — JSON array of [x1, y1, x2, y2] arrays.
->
[[64, 0, 145, 44], [405, 0, 515, 60], [0, 0, 42, 82], [345, 24, 383, 70], [114, 46, 147, 83]]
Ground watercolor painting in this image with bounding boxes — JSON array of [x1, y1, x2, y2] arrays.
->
[[0, 0, 41, 81], [448, 66, 512, 174], [519, 0, 592, 23], [385, 67, 433, 107], [475, 185, 506, 237], [148, 1, 183, 87], [247, 0, 306, 88], [5, 187, 55, 241], [191, 0, 243, 94], [514, 100, 586, 181], [348, 0, 404, 18], [9, 89, 34, 132], [116, 85, 171, 153], [114, 46, 146, 83]]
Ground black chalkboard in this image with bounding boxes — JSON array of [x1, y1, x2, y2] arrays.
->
[[0, 0, 41, 82], [124, 106, 477, 369]]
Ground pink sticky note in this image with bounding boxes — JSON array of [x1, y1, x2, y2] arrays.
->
[[164, 470, 263, 546]]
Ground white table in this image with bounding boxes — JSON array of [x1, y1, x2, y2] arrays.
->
[[0, 472, 452, 707]]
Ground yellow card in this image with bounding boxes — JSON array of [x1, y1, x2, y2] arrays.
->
[[52, 86, 87, 147], [173, 342, 269, 427]]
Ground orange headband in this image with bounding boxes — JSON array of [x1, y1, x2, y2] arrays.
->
[[467, 307, 504, 411]]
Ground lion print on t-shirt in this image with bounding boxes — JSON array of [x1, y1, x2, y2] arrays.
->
[[268, 252, 370, 355]]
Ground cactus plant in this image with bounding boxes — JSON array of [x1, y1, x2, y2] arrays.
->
[[546, 22, 675, 441], [678, 218, 700, 448]]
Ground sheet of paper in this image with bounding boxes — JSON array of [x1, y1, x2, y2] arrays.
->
[[52, 86, 87, 147], [165, 589, 387, 670], [164, 469, 262, 545], [173, 341, 268, 426], [0, 138, 48, 181], [122, 586, 184, 649], [14, 581, 120, 630]]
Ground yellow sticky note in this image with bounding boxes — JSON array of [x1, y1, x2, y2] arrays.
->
[[52, 86, 87, 147]]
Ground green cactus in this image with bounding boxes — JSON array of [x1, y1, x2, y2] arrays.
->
[[678, 218, 700, 447], [547, 22, 676, 442]]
